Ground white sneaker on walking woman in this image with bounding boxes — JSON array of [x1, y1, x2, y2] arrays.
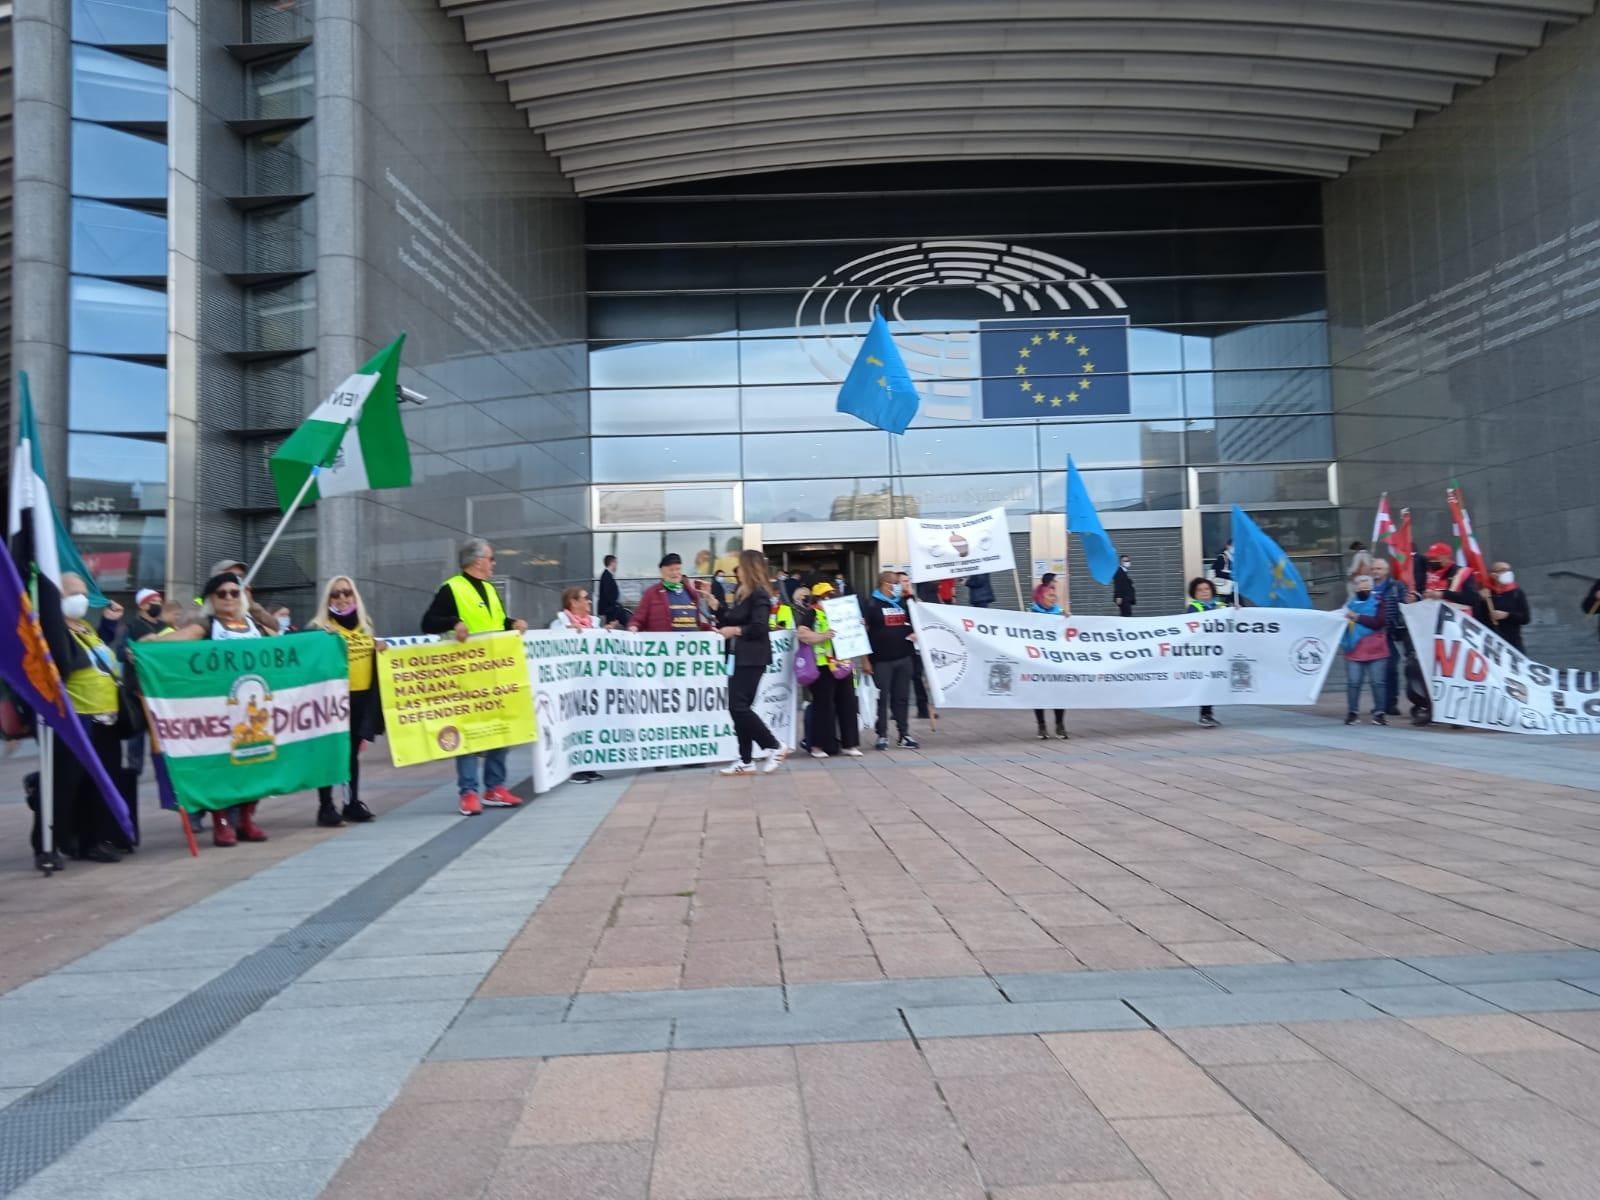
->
[[762, 747, 789, 774], [719, 761, 758, 776]]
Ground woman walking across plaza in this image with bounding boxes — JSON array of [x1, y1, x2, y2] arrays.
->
[[708, 549, 786, 776], [1029, 582, 1069, 741], [308, 575, 387, 826]]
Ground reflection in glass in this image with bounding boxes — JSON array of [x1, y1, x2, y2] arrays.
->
[[1196, 466, 1329, 506], [590, 339, 738, 389], [596, 487, 737, 527], [897, 473, 1040, 518], [71, 122, 166, 200], [592, 435, 740, 483], [742, 431, 890, 480], [741, 384, 860, 432], [592, 388, 738, 435], [247, 56, 314, 121], [73, 514, 167, 593], [71, 200, 167, 278], [1188, 414, 1333, 466], [1042, 468, 1186, 513], [1038, 421, 1185, 470], [69, 277, 167, 355], [68, 434, 167, 507], [72, 45, 168, 122], [897, 426, 1036, 475], [73, 0, 167, 45], [593, 530, 743, 581], [744, 478, 892, 524], [70, 355, 167, 434]]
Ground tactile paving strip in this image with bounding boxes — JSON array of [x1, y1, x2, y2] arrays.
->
[[0, 794, 529, 1196]]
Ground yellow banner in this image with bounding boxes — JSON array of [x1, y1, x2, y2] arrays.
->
[[377, 633, 537, 767]]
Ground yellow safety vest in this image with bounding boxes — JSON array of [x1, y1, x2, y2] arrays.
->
[[66, 628, 120, 716], [769, 603, 794, 630], [445, 573, 506, 635]]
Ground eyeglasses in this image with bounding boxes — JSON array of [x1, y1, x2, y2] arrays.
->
[[213, 588, 242, 599], [330, 588, 354, 599], [577, 594, 590, 601]]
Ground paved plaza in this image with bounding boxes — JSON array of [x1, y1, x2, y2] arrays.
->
[[5, 705, 1600, 1198]]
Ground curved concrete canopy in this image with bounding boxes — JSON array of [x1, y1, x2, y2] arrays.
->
[[440, 0, 1595, 194]]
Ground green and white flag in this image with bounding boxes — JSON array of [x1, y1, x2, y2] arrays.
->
[[269, 334, 411, 509], [130, 632, 351, 812]]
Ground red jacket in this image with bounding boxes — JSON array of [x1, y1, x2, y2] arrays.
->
[[627, 582, 711, 633]]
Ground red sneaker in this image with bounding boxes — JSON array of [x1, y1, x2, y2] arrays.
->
[[459, 791, 482, 816], [482, 786, 522, 808]]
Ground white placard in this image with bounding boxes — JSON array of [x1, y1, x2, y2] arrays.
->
[[912, 602, 1343, 709], [819, 595, 872, 660], [905, 507, 1016, 583], [1403, 599, 1600, 734]]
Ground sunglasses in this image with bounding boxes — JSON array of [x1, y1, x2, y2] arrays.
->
[[330, 588, 354, 599], [213, 588, 242, 599]]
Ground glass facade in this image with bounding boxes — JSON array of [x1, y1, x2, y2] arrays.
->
[[586, 163, 1339, 582], [67, 14, 167, 594]]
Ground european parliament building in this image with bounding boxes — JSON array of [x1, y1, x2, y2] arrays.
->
[[8, 0, 1600, 652]]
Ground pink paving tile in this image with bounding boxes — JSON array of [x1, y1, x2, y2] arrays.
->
[[511, 1053, 666, 1146], [1044, 1031, 1242, 1119], [1113, 1114, 1345, 1200], [650, 1085, 812, 1200], [580, 965, 682, 992]]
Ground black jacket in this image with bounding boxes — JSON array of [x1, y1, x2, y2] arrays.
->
[[1583, 580, 1600, 640], [1484, 586, 1530, 651], [597, 569, 621, 620], [1113, 567, 1136, 605], [863, 592, 917, 661], [721, 589, 774, 668], [965, 574, 995, 606]]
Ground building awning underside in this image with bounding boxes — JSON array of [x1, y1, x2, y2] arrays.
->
[[439, 0, 1595, 194]]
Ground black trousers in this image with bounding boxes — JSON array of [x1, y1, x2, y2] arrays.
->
[[810, 670, 860, 755], [320, 689, 374, 809], [1117, 600, 1134, 617], [874, 656, 913, 738], [729, 664, 779, 763], [1034, 708, 1065, 729], [912, 656, 930, 716], [48, 717, 121, 853]]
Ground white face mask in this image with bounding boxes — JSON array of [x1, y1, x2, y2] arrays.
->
[[1497, 570, 1515, 585], [1121, 561, 1131, 569], [62, 594, 90, 620], [277, 615, 292, 632]]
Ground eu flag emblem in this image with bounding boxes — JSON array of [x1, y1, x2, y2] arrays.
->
[[979, 316, 1130, 420]]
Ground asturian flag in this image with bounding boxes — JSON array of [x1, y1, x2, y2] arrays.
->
[[270, 335, 412, 509]]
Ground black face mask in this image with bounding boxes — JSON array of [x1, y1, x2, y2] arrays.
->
[[145, 603, 162, 619], [332, 609, 360, 630], [1356, 590, 1372, 600]]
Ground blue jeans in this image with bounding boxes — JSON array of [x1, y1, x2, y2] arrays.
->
[[1346, 658, 1388, 715], [455, 746, 508, 796]]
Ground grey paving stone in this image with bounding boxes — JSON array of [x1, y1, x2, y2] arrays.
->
[[997, 967, 1220, 1004], [672, 1009, 909, 1050], [904, 999, 1145, 1039], [567, 985, 786, 1024], [333, 927, 520, 958], [1128, 989, 1387, 1028], [787, 976, 1006, 1014], [1347, 984, 1502, 1018], [1460, 980, 1600, 1012], [456, 995, 573, 1026], [1202, 958, 1434, 994], [61, 1108, 381, 1174], [263, 973, 485, 1011], [300, 951, 501, 982], [1405, 950, 1600, 984], [1561, 976, 1600, 997], [4, 968, 222, 1000], [120, 1063, 415, 1119], [430, 1018, 673, 1060], [13, 1157, 344, 1200]]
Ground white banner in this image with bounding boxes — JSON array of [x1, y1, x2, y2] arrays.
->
[[912, 602, 1344, 709], [819, 595, 871, 660], [1403, 599, 1600, 734], [905, 507, 1015, 582], [525, 630, 798, 791]]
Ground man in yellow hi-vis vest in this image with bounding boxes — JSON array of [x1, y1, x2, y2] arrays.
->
[[420, 537, 529, 816]]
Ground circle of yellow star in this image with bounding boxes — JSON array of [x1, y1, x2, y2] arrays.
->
[[1030, 334, 1043, 346], [1050, 396, 1063, 408], [1077, 345, 1089, 357], [1019, 347, 1031, 359], [1065, 333, 1077, 344], [1048, 330, 1060, 341], [1014, 364, 1028, 375]]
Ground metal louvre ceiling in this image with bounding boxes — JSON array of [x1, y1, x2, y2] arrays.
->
[[439, 0, 1595, 193]]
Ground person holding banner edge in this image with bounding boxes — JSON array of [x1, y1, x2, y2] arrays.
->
[[307, 575, 387, 826], [1187, 578, 1224, 728], [711, 549, 786, 776], [864, 571, 920, 751], [1029, 582, 1069, 741], [420, 538, 529, 816]]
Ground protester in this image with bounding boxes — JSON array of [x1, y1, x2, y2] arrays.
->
[[864, 570, 920, 750], [710, 549, 786, 775], [159, 571, 276, 845], [1029, 582, 1069, 740], [420, 538, 528, 816], [1485, 560, 1530, 652], [208, 557, 276, 628], [769, 586, 796, 630], [272, 605, 295, 633], [798, 580, 863, 759], [597, 554, 623, 624], [1423, 541, 1480, 611], [1187, 578, 1223, 728], [47, 573, 128, 863], [710, 569, 728, 607], [1342, 574, 1390, 725], [1581, 577, 1600, 638], [550, 585, 614, 631], [833, 573, 849, 596], [937, 577, 956, 604], [119, 587, 169, 777], [1209, 542, 1234, 605], [627, 553, 713, 633], [307, 575, 386, 825], [1347, 540, 1374, 592], [1113, 554, 1136, 617], [965, 573, 995, 608], [1369, 559, 1406, 717], [782, 569, 802, 602], [901, 571, 933, 719]]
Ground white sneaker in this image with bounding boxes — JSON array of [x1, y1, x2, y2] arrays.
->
[[810, 748, 829, 759], [762, 747, 789, 774], [719, 761, 758, 776], [840, 747, 864, 758]]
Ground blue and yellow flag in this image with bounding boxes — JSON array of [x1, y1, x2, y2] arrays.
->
[[836, 311, 919, 435], [1066, 456, 1119, 585], [1230, 506, 1312, 609]]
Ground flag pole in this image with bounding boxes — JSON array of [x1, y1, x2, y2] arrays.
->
[[1061, 474, 1073, 615], [244, 465, 320, 589]]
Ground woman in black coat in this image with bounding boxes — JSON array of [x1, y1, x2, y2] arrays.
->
[[707, 549, 786, 775]]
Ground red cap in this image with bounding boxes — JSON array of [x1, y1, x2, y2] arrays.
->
[[1426, 542, 1453, 562]]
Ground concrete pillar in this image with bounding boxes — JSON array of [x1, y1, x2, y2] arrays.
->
[[166, 0, 202, 601], [10, 0, 73, 489]]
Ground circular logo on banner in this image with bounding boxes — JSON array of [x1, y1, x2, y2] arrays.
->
[[534, 693, 559, 779], [1290, 638, 1328, 676], [436, 725, 462, 753], [922, 626, 969, 693]]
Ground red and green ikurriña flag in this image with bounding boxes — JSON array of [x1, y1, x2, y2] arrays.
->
[[129, 632, 351, 812]]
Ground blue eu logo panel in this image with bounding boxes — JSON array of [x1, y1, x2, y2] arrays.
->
[[979, 316, 1130, 419]]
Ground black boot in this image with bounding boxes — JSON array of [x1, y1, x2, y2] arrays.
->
[[1036, 720, 1050, 741], [1055, 722, 1070, 740], [316, 796, 344, 827]]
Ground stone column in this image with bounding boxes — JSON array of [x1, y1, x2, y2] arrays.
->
[[166, 0, 202, 601]]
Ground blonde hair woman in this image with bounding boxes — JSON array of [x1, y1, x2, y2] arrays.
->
[[307, 575, 387, 825], [708, 548, 786, 775]]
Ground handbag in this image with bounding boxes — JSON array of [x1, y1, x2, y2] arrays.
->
[[794, 643, 821, 685]]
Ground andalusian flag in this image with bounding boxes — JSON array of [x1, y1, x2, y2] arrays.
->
[[269, 335, 411, 509], [129, 632, 351, 812]]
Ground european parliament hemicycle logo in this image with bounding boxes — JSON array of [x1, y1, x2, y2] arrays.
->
[[794, 241, 1132, 422]]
